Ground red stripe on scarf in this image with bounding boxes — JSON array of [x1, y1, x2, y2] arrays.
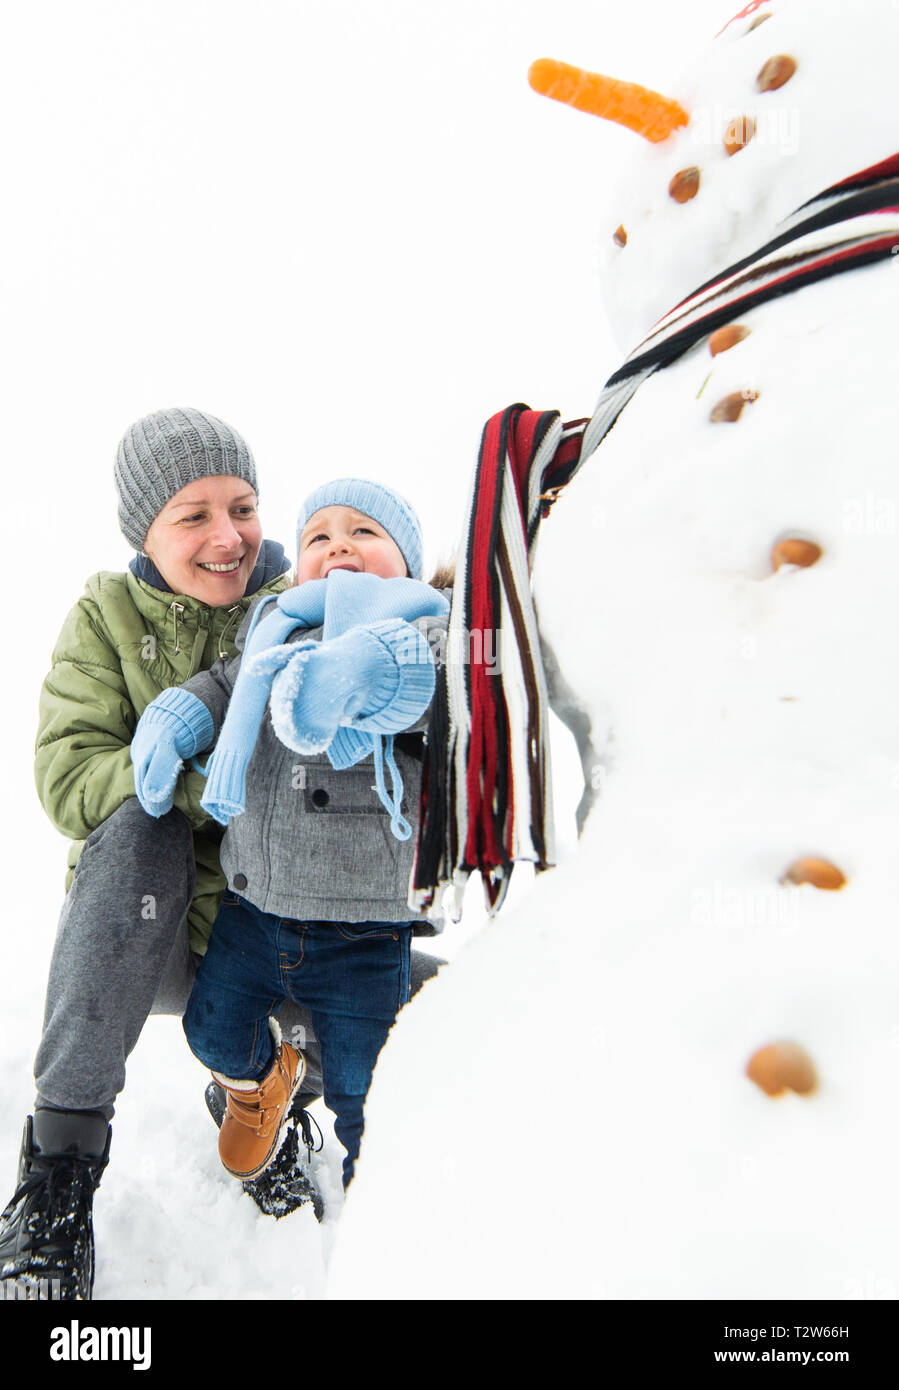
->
[[464, 410, 508, 874], [831, 152, 899, 190]]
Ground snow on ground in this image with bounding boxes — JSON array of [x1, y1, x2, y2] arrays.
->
[[93, 1021, 342, 1302]]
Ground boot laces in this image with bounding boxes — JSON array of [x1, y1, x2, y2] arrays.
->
[[11, 1154, 99, 1239], [292, 1106, 323, 1159]]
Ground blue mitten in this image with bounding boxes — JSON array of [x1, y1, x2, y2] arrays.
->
[[269, 619, 435, 755], [131, 688, 215, 817]]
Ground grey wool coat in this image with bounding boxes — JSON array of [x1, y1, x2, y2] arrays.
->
[[180, 597, 450, 928]]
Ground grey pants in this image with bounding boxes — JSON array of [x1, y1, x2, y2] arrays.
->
[[34, 799, 444, 1122]]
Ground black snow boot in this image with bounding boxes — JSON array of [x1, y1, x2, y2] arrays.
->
[[0, 1109, 111, 1301], [204, 1080, 324, 1221]]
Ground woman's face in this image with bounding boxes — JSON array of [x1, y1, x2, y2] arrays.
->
[[143, 475, 263, 605], [296, 504, 407, 583]]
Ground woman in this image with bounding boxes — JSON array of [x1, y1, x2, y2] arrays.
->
[[0, 406, 440, 1301]]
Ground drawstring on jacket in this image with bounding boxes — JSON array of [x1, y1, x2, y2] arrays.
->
[[169, 601, 243, 662], [218, 605, 242, 659], [169, 602, 185, 656]]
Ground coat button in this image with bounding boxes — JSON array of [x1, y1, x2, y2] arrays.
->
[[311, 789, 329, 809], [233, 873, 248, 890]]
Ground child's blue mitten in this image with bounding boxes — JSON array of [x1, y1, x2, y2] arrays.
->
[[269, 618, 435, 755], [131, 688, 215, 817]]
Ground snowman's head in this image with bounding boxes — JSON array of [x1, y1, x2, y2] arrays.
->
[[530, 0, 899, 351]]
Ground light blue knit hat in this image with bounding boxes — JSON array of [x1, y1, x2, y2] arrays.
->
[[296, 478, 423, 580]]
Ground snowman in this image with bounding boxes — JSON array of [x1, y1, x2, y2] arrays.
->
[[326, 0, 899, 1299]]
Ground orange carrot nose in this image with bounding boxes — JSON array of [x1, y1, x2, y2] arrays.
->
[[528, 58, 689, 143]]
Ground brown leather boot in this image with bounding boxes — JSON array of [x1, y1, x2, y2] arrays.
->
[[213, 1029, 306, 1181]]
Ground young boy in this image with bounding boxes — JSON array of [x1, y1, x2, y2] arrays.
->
[[131, 478, 450, 1188]]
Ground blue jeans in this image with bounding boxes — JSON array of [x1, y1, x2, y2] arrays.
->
[[183, 892, 413, 1186]]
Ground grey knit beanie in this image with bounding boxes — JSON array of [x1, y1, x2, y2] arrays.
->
[[114, 406, 258, 549]]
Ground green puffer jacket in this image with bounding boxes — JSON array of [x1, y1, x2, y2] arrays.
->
[[35, 553, 290, 954]]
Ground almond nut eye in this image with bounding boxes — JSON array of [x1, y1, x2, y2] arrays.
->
[[709, 389, 759, 422], [780, 857, 847, 890], [747, 1042, 818, 1097], [668, 166, 700, 203], [613, 224, 627, 246], [724, 115, 756, 156], [756, 54, 797, 92], [709, 324, 751, 355], [770, 538, 822, 571]]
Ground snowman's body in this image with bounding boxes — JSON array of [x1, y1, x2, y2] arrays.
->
[[326, 0, 899, 1298]]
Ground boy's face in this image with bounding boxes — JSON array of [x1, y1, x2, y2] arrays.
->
[[297, 504, 408, 583]]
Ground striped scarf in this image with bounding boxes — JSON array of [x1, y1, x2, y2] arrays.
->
[[410, 153, 899, 919]]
